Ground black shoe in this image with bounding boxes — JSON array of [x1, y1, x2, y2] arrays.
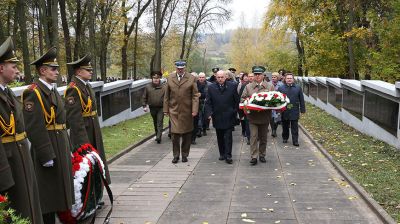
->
[[172, 157, 179, 163], [168, 133, 171, 139], [191, 140, 196, 145], [219, 156, 225, 161], [293, 142, 299, 146], [259, 157, 266, 163], [156, 139, 161, 144], [283, 139, 288, 143], [225, 158, 233, 164], [206, 127, 210, 130], [271, 130, 277, 137], [98, 201, 105, 206], [250, 158, 257, 165], [97, 204, 103, 209], [197, 131, 202, 137], [203, 130, 207, 136], [182, 157, 188, 163], [246, 139, 250, 145]]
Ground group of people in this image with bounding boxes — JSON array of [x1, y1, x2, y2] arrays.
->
[[0, 37, 110, 224], [142, 60, 306, 166]]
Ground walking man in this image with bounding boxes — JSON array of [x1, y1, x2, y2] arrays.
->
[[23, 47, 74, 224], [164, 60, 199, 163], [0, 37, 43, 224], [278, 73, 306, 146], [270, 72, 283, 137], [142, 71, 165, 144], [241, 66, 274, 165], [205, 70, 239, 164]]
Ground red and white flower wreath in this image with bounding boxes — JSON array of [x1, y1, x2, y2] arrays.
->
[[70, 144, 105, 219], [239, 91, 290, 114]]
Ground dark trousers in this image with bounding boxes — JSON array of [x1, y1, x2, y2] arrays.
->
[[216, 128, 233, 159], [192, 115, 199, 141], [270, 117, 280, 132], [282, 119, 299, 143], [150, 106, 164, 141], [43, 212, 55, 224], [171, 132, 192, 158]]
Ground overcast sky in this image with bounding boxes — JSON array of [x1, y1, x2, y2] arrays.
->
[[221, 0, 271, 31]]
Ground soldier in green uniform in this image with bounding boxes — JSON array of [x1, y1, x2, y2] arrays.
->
[[0, 37, 43, 224], [65, 54, 111, 188], [22, 47, 74, 224]]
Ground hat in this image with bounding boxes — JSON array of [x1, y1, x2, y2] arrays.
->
[[151, 71, 162, 79], [252, 66, 266, 74], [0, 37, 19, 63], [174, 60, 186, 68], [67, 54, 92, 70], [228, 68, 236, 72], [212, 67, 219, 73], [31, 47, 59, 67]]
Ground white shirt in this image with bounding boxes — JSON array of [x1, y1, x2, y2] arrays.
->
[[0, 84, 6, 91], [76, 76, 89, 86], [39, 78, 57, 91], [177, 73, 184, 81]]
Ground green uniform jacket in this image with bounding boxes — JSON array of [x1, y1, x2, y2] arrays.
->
[[65, 76, 111, 184], [22, 79, 74, 214], [241, 81, 275, 124], [0, 88, 43, 224], [142, 83, 165, 107]]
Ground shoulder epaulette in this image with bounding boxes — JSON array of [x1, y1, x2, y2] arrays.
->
[[28, 83, 37, 90], [69, 82, 76, 88]]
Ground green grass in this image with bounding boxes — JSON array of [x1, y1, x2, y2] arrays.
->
[[102, 113, 169, 159], [300, 103, 400, 222]]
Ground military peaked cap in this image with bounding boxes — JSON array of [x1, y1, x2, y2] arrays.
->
[[252, 66, 266, 74], [67, 54, 93, 70], [174, 60, 186, 68], [0, 37, 19, 63], [212, 67, 219, 73], [31, 47, 59, 67]]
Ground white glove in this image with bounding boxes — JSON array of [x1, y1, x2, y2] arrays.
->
[[43, 160, 54, 167], [143, 107, 148, 112]]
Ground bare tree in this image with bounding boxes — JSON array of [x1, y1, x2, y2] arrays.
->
[[180, 0, 231, 61], [16, 0, 32, 83], [121, 0, 152, 80]]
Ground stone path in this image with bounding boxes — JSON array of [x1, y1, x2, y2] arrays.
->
[[96, 127, 384, 224]]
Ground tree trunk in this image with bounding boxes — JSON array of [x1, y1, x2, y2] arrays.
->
[[73, 0, 82, 60], [295, 35, 304, 76], [153, 0, 162, 72], [50, 0, 59, 48], [16, 0, 32, 84], [38, 0, 50, 48], [347, 0, 358, 80], [133, 23, 139, 80], [59, 0, 73, 82], [0, 22, 5, 43], [87, 0, 97, 80], [121, 38, 128, 80], [180, 0, 192, 60]]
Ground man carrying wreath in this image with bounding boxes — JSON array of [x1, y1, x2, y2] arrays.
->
[[240, 66, 274, 165]]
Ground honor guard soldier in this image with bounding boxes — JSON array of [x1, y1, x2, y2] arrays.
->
[[0, 37, 44, 224], [65, 54, 111, 193], [22, 47, 74, 224]]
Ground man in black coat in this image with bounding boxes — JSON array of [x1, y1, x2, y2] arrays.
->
[[277, 73, 306, 146], [205, 70, 239, 164]]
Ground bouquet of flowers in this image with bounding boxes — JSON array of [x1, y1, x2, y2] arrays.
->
[[58, 144, 106, 224], [240, 91, 290, 114], [0, 194, 30, 224]]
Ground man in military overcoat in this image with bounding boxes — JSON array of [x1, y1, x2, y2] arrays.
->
[[0, 37, 43, 224], [163, 60, 199, 163], [22, 47, 74, 224]]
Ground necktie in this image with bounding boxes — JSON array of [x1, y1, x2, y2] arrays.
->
[[178, 75, 182, 81], [50, 88, 57, 105], [4, 88, 14, 108]]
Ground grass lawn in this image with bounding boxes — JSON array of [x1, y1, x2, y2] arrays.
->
[[102, 113, 169, 159], [300, 103, 400, 222]]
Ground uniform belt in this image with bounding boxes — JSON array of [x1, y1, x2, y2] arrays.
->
[[82, 111, 97, 117], [2, 132, 27, 144], [46, 123, 66, 131]]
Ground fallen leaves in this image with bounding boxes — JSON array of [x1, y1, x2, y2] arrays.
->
[[242, 218, 256, 223]]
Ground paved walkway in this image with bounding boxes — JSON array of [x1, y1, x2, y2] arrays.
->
[[96, 127, 384, 224]]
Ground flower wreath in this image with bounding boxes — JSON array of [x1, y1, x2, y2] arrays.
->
[[239, 91, 291, 114], [58, 143, 106, 223]]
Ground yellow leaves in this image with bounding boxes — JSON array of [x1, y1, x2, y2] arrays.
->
[[348, 196, 358, 200]]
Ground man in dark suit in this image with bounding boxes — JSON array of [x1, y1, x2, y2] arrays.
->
[[278, 73, 306, 146], [205, 70, 239, 164]]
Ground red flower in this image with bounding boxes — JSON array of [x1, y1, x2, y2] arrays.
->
[[263, 94, 268, 97], [0, 194, 7, 203], [273, 94, 279, 98], [282, 93, 286, 98], [258, 94, 262, 97], [280, 107, 287, 112], [73, 164, 81, 171]]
